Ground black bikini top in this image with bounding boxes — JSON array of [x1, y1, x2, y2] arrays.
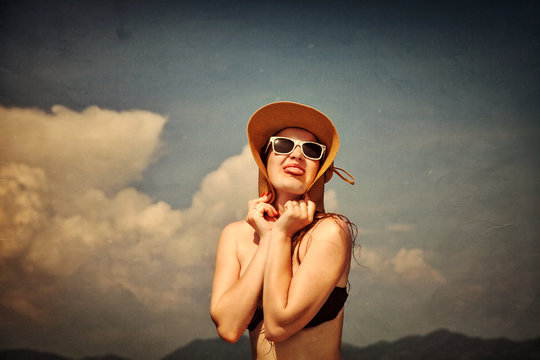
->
[[247, 286, 348, 331]]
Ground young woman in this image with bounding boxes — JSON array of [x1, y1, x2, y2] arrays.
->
[[210, 101, 356, 360]]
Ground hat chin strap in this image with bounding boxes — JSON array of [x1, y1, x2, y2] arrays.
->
[[332, 167, 355, 185]]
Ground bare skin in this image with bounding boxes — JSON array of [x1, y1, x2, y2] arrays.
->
[[210, 128, 352, 359]]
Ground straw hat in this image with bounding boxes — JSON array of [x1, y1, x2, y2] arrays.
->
[[247, 101, 354, 212]]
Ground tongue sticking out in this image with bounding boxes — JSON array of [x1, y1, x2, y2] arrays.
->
[[284, 166, 304, 176]]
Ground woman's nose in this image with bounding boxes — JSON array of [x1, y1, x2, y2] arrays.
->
[[289, 145, 303, 159]]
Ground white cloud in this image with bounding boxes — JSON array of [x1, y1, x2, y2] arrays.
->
[[0, 105, 261, 358], [0, 105, 166, 193], [391, 248, 445, 283], [355, 247, 445, 285], [184, 145, 257, 224], [0, 163, 48, 259], [0, 106, 181, 357]]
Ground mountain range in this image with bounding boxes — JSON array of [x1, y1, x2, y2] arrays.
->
[[2, 329, 539, 360]]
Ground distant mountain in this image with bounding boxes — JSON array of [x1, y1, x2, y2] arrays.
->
[[80, 355, 131, 360], [0, 349, 130, 360], [2, 329, 539, 360], [0, 349, 71, 360], [162, 336, 251, 360], [341, 329, 540, 360]]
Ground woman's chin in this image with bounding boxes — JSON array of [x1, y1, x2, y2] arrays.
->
[[269, 176, 313, 197], [273, 184, 307, 197]]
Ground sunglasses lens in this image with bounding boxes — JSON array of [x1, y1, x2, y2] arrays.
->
[[273, 138, 295, 154], [302, 143, 323, 159]]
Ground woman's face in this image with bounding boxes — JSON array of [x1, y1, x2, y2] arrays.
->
[[266, 127, 320, 198]]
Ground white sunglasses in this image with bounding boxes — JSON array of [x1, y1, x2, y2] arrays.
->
[[265, 136, 326, 160]]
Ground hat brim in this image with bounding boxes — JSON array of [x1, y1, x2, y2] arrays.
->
[[247, 101, 339, 210]]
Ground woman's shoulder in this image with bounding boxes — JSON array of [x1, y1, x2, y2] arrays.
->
[[310, 214, 353, 244], [219, 221, 257, 255], [220, 220, 254, 238]]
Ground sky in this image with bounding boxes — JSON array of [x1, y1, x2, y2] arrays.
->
[[0, 0, 539, 359]]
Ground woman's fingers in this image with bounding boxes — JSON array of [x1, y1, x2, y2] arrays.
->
[[246, 194, 278, 236], [248, 192, 272, 210], [247, 194, 278, 226], [276, 200, 312, 237], [260, 192, 272, 202], [269, 195, 318, 236], [298, 200, 308, 213], [257, 202, 279, 218], [282, 199, 314, 222], [248, 203, 277, 221], [248, 193, 272, 213]]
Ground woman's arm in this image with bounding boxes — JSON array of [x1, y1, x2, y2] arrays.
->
[[210, 194, 278, 343], [210, 222, 269, 343], [263, 200, 350, 342]]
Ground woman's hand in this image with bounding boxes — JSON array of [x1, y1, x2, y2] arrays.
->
[[274, 194, 316, 238], [246, 193, 279, 237]]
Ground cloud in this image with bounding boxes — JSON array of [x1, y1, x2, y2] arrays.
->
[[0, 163, 48, 259], [0, 105, 261, 359], [0, 106, 177, 357], [0, 105, 166, 193], [391, 248, 445, 283], [356, 247, 445, 286], [0, 105, 172, 278]]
